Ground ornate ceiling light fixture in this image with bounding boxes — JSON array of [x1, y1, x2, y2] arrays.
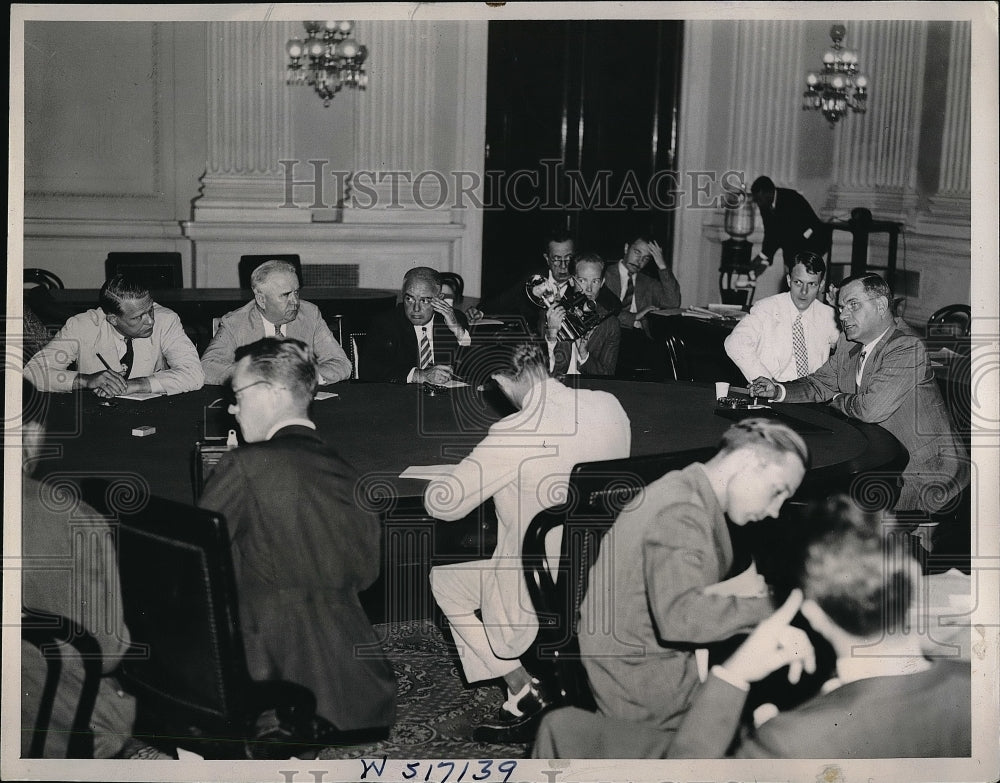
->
[[286, 21, 368, 107], [803, 24, 868, 127]]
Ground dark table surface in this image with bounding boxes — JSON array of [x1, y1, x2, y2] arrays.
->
[[32, 379, 905, 510]]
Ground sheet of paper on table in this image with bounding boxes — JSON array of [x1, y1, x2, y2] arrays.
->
[[117, 392, 166, 401], [436, 379, 470, 388], [314, 391, 338, 400], [399, 464, 459, 480], [474, 318, 506, 326]]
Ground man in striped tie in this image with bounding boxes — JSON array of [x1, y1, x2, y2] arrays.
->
[[362, 267, 471, 383], [724, 251, 840, 383]]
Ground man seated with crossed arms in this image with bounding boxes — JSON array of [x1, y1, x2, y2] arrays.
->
[[25, 273, 203, 397], [534, 495, 971, 758]]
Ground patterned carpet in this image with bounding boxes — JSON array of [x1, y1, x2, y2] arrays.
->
[[125, 619, 531, 760], [318, 620, 530, 759]]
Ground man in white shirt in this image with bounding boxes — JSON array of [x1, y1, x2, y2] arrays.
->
[[725, 251, 840, 383], [24, 274, 204, 397], [749, 273, 968, 515], [201, 260, 352, 385], [425, 342, 631, 743]]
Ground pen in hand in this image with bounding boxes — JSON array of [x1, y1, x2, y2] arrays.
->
[[96, 353, 114, 372]]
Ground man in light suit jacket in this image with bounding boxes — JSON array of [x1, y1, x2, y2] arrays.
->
[[25, 274, 203, 397], [200, 260, 352, 385], [198, 338, 396, 734], [750, 273, 968, 515], [361, 266, 469, 383], [534, 496, 971, 759]]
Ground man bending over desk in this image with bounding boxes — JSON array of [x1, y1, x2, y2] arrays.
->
[[200, 259, 352, 385], [24, 274, 203, 397]]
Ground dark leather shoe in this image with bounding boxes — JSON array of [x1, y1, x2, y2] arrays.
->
[[472, 678, 556, 744]]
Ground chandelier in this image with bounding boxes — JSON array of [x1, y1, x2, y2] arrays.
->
[[286, 21, 368, 107], [803, 24, 868, 127]]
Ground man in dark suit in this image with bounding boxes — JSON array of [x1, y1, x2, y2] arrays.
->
[[533, 496, 971, 758], [544, 253, 620, 376], [468, 227, 621, 334], [603, 231, 681, 377], [749, 273, 969, 519], [750, 175, 829, 274], [198, 338, 396, 735], [361, 266, 469, 383]]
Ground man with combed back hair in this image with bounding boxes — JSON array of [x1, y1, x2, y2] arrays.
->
[[198, 338, 395, 736], [25, 273, 203, 397], [362, 266, 471, 383], [535, 495, 971, 758], [576, 418, 809, 733], [424, 342, 631, 742], [200, 259, 352, 385]]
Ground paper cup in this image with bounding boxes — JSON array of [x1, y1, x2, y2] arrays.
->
[[715, 381, 730, 399]]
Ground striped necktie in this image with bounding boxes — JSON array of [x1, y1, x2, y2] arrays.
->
[[792, 314, 809, 377], [856, 350, 867, 387], [275, 323, 284, 337], [622, 273, 635, 311], [419, 326, 432, 369]]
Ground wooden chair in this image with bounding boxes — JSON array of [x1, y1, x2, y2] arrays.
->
[[106, 252, 183, 289], [521, 447, 720, 709], [115, 494, 317, 759], [238, 255, 302, 289], [24, 268, 65, 291], [21, 607, 102, 758]]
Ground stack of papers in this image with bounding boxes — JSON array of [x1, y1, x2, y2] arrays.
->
[[683, 305, 748, 321]]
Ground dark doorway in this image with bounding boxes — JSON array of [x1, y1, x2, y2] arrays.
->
[[482, 20, 684, 298]]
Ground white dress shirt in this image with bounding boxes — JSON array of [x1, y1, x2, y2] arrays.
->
[[724, 292, 840, 383]]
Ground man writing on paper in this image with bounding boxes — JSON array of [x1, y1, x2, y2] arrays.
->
[[200, 259, 352, 385], [424, 342, 631, 743], [24, 274, 204, 397]]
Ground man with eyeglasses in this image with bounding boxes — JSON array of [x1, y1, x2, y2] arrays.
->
[[749, 273, 968, 519], [466, 226, 621, 335], [199, 337, 397, 738], [544, 253, 620, 375], [24, 273, 204, 397], [725, 252, 839, 382], [362, 266, 470, 383]]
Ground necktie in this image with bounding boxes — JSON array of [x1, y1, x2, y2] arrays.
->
[[792, 314, 809, 377], [120, 337, 134, 379], [856, 350, 867, 387], [623, 273, 635, 311], [419, 327, 432, 369], [275, 323, 284, 337]]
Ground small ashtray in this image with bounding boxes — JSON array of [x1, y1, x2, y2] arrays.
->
[[716, 396, 748, 409]]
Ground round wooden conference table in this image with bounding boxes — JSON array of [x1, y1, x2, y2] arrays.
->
[[32, 378, 905, 509], [30, 378, 906, 623]]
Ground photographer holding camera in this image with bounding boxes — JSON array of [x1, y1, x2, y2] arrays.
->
[[541, 253, 620, 376]]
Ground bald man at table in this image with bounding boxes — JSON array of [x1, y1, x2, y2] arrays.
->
[[200, 259, 352, 385], [24, 274, 203, 397]]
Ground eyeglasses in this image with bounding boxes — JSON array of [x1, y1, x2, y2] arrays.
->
[[548, 255, 574, 265], [836, 297, 877, 315], [231, 379, 271, 400]]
